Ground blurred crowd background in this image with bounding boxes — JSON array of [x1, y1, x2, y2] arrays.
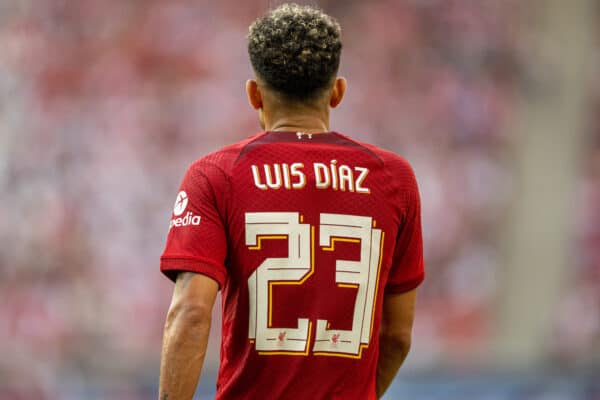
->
[[0, 0, 599, 399]]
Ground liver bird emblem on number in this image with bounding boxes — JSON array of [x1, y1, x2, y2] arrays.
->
[[278, 331, 286, 342], [331, 333, 340, 345]]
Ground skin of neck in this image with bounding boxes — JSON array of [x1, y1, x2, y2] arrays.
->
[[246, 76, 347, 134]]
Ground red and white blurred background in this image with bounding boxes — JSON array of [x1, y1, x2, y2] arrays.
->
[[0, 0, 598, 398]]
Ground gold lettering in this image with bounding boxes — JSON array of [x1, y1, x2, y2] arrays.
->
[[264, 164, 282, 189], [282, 163, 291, 189], [338, 165, 354, 192], [355, 167, 370, 194], [291, 163, 306, 189], [251, 165, 268, 190], [314, 163, 330, 189]]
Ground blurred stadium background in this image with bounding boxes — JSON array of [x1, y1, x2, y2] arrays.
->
[[1, 0, 599, 398]]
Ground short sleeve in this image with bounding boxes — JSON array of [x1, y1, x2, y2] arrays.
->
[[385, 164, 425, 294], [160, 162, 228, 287]]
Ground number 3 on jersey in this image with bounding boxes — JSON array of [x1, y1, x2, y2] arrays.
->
[[246, 212, 384, 358]]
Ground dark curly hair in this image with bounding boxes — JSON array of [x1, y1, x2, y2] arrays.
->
[[248, 3, 342, 101]]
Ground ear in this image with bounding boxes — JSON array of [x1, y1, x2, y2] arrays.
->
[[329, 77, 347, 108], [246, 79, 263, 110]]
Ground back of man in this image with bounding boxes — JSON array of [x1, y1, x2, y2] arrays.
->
[[161, 130, 423, 399], [158, 4, 424, 400]]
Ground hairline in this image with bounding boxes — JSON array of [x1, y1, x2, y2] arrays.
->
[[254, 71, 335, 106], [247, 3, 342, 104]]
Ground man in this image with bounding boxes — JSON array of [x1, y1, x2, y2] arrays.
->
[[159, 4, 424, 399]]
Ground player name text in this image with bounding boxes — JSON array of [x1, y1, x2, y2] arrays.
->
[[251, 161, 370, 193]]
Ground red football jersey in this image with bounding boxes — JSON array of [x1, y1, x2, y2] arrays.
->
[[161, 131, 424, 400]]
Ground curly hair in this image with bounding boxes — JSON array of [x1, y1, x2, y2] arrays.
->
[[248, 3, 342, 101]]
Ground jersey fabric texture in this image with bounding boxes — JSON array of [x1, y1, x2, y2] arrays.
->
[[160, 131, 425, 400]]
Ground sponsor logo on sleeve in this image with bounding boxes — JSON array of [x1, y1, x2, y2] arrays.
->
[[170, 190, 201, 229]]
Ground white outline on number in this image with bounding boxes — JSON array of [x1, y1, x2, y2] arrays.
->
[[246, 212, 312, 353], [313, 213, 382, 357], [246, 212, 383, 358]]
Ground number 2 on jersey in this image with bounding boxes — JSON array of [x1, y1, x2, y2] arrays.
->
[[246, 212, 384, 358]]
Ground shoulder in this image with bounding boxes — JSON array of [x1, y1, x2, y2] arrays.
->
[[335, 133, 421, 213], [177, 132, 267, 201], [335, 132, 417, 181], [187, 131, 267, 178]]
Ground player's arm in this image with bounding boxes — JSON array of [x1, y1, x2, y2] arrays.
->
[[159, 272, 218, 400], [376, 287, 418, 398]]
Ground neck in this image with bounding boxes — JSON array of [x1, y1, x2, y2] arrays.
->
[[263, 106, 330, 134]]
